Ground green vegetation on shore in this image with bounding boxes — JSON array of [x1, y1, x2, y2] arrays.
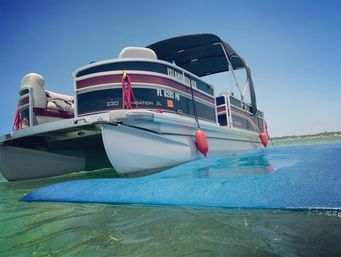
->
[[271, 131, 341, 141]]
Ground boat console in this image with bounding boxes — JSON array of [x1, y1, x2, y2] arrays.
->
[[74, 47, 216, 123]]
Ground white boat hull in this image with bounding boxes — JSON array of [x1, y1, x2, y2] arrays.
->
[[101, 111, 261, 176], [102, 124, 199, 176]]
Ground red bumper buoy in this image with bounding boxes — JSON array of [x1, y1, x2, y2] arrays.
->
[[260, 132, 268, 147], [195, 128, 209, 156]]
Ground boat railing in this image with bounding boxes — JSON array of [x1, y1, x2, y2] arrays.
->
[[18, 87, 34, 129], [216, 93, 265, 132]]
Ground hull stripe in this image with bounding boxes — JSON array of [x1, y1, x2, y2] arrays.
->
[[76, 74, 214, 104]]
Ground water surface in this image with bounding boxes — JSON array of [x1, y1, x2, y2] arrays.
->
[[1, 137, 341, 256]]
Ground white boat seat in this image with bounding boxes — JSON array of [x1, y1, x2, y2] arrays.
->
[[46, 90, 74, 112], [33, 90, 74, 123], [119, 47, 157, 59]]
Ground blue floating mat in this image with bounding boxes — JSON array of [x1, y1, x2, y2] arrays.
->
[[22, 143, 341, 210]]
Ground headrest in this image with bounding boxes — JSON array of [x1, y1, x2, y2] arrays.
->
[[119, 47, 157, 60], [20, 73, 45, 89]]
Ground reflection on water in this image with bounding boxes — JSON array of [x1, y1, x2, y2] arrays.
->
[[193, 152, 275, 178], [152, 150, 298, 179]]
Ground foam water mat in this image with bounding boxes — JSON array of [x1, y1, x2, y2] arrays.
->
[[22, 143, 341, 210]]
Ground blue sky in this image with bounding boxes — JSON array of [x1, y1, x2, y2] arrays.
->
[[1, 0, 340, 137]]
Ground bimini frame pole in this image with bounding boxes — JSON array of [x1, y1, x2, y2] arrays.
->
[[220, 42, 257, 115], [242, 75, 250, 98], [219, 43, 245, 101]]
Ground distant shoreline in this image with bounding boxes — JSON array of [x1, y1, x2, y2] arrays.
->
[[271, 131, 341, 141]]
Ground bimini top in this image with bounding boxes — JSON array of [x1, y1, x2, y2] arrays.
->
[[147, 33, 246, 77], [148, 34, 257, 115]]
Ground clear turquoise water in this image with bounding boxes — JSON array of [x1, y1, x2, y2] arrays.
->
[[1, 137, 341, 256]]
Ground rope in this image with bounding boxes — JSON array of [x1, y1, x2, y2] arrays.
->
[[269, 138, 276, 148], [189, 77, 200, 128], [122, 71, 138, 109], [265, 122, 276, 148], [13, 106, 21, 131]]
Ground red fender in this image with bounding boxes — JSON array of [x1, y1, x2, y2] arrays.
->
[[259, 132, 268, 147], [195, 128, 209, 156]]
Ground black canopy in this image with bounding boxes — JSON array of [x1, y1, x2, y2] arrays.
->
[[147, 34, 246, 77], [147, 34, 257, 115]]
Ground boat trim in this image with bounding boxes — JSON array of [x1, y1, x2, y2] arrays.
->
[[75, 69, 215, 99], [74, 58, 214, 91]]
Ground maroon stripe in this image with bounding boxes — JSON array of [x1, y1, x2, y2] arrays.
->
[[77, 74, 122, 88], [34, 108, 74, 119], [217, 106, 226, 113], [77, 74, 214, 104]]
